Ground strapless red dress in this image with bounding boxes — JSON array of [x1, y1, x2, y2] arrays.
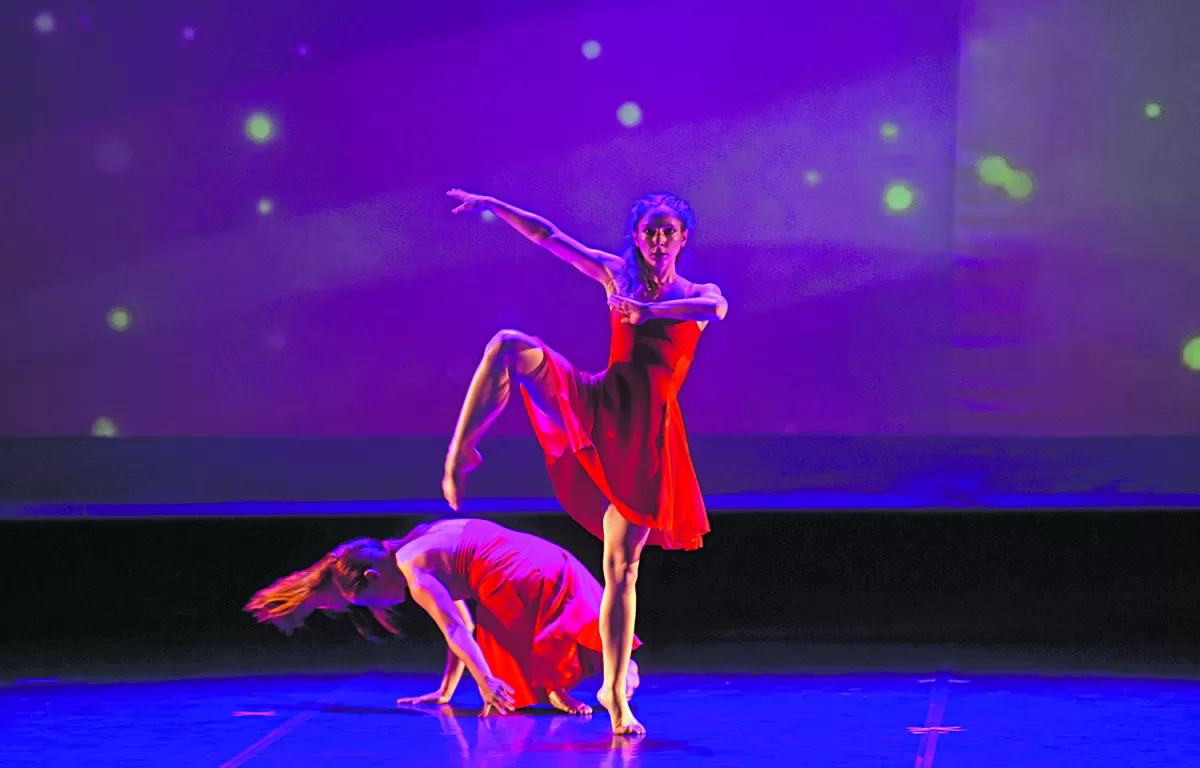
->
[[519, 310, 710, 551], [453, 519, 639, 709]]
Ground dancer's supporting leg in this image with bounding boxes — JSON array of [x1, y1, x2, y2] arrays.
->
[[596, 504, 650, 735]]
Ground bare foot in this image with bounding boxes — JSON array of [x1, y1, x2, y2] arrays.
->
[[597, 685, 645, 735], [442, 445, 482, 510], [625, 659, 641, 700], [547, 689, 592, 715]]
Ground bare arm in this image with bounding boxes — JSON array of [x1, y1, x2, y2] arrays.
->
[[435, 601, 472, 699], [396, 599, 474, 705], [406, 571, 490, 683], [611, 282, 728, 323], [403, 567, 515, 712], [649, 297, 727, 322], [448, 189, 622, 287]]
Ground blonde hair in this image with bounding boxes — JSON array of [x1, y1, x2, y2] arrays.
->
[[243, 552, 339, 636], [244, 524, 434, 639]]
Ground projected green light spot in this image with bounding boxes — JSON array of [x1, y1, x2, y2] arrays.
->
[[1183, 337, 1200, 371], [978, 155, 1013, 186], [880, 122, 899, 141], [34, 12, 55, 33], [582, 40, 602, 59], [617, 102, 643, 128], [480, 209, 496, 222], [978, 154, 1036, 202], [1145, 102, 1162, 119], [257, 197, 274, 215], [245, 112, 276, 143], [1004, 170, 1036, 201], [804, 170, 822, 187], [107, 307, 131, 332], [92, 418, 118, 438], [883, 182, 915, 213]]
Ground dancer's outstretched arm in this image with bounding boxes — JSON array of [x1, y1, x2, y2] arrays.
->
[[397, 600, 474, 705], [405, 569, 516, 714], [447, 189, 623, 287]]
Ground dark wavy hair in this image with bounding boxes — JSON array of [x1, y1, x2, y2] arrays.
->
[[616, 191, 697, 297], [244, 523, 434, 641]]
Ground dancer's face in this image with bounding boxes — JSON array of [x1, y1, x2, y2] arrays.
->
[[633, 207, 687, 271]]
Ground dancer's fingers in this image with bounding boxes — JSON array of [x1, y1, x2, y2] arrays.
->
[[441, 473, 460, 510]]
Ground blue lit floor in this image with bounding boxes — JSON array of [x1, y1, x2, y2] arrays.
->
[[4, 644, 1200, 767]]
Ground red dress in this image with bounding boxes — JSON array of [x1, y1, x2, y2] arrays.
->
[[452, 519, 639, 709], [520, 310, 710, 551]]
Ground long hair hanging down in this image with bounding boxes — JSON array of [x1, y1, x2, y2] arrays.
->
[[244, 523, 434, 640], [243, 551, 339, 636], [617, 191, 697, 298]]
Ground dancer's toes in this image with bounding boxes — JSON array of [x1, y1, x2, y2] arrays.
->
[[597, 686, 645, 736], [548, 689, 592, 715], [614, 718, 646, 736]]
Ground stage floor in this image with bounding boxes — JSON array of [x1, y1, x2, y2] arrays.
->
[[4, 642, 1199, 767]]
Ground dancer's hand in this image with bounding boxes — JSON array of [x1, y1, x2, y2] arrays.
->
[[447, 188, 493, 214], [477, 675, 516, 715], [608, 294, 651, 325], [397, 690, 452, 706], [443, 445, 482, 511]]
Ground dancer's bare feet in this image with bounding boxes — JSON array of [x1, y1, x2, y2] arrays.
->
[[625, 659, 640, 700], [442, 445, 482, 511], [597, 685, 645, 735], [548, 689, 592, 715]]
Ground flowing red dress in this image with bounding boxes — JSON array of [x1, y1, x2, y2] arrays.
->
[[452, 519, 637, 709], [519, 310, 710, 551]]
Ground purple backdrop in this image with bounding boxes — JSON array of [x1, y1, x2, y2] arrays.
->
[[0, 0, 1196, 447], [949, 0, 1200, 434]]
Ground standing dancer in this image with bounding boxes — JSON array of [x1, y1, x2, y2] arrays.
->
[[442, 189, 726, 734]]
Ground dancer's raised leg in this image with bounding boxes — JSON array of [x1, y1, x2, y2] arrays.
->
[[443, 329, 564, 510]]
